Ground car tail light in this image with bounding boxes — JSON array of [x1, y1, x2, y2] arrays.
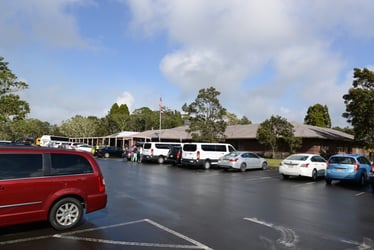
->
[[229, 158, 239, 162], [98, 175, 106, 193], [176, 151, 181, 159], [371, 165, 374, 172], [354, 163, 360, 171], [326, 161, 330, 169], [151, 148, 154, 156], [301, 163, 309, 168], [197, 151, 200, 161]]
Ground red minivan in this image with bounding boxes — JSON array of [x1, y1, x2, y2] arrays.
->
[[0, 146, 107, 230]]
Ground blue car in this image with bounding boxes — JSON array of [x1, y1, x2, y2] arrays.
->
[[325, 154, 372, 186]]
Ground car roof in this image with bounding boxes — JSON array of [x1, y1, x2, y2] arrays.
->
[[0, 146, 90, 155]]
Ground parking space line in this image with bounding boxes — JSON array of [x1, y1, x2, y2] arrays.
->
[[1, 219, 212, 250]]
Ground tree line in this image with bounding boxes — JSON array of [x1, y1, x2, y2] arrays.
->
[[1, 55, 373, 155]]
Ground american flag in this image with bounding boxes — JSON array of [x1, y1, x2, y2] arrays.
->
[[159, 97, 165, 113]]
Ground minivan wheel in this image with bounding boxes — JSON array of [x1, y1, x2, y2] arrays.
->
[[49, 197, 83, 230], [311, 169, 318, 181], [204, 161, 211, 170], [158, 156, 165, 164]]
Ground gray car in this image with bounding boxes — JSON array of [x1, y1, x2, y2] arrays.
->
[[218, 151, 268, 172]]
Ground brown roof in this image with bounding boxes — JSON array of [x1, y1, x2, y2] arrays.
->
[[132, 123, 354, 141]]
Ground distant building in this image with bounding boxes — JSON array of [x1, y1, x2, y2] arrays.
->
[[70, 123, 363, 158]]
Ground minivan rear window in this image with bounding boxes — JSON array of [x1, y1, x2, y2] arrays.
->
[[143, 143, 151, 149], [183, 144, 197, 151], [0, 154, 43, 180], [51, 154, 93, 176]]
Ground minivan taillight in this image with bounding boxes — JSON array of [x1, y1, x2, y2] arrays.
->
[[151, 148, 154, 156], [197, 151, 200, 161], [98, 175, 106, 192], [354, 163, 360, 171]]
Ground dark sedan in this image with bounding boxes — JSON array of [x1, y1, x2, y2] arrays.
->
[[95, 146, 124, 158]]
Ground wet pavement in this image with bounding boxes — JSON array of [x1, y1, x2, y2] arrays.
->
[[1, 158, 374, 249]]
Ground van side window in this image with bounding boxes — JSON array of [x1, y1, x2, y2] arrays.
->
[[155, 144, 171, 149], [0, 154, 43, 180], [50, 154, 93, 176]]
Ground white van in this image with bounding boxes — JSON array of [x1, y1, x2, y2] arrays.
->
[[142, 142, 182, 164], [181, 143, 236, 169]]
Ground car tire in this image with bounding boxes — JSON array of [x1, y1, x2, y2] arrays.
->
[[240, 162, 247, 172], [158, 156, 165, 164], [325, 178, 332, 185], [49, 197, 83, 230], [104, 152, 110, 158], [359, 172, 367, 186], [261, 162, 268, 170], [282, 174, 289, 180], [311, 169, 318, 181], [204, 160, 211, 170]]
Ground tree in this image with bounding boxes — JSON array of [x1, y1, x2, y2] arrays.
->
[[60, 115, 101, 137], [0, 56, 30, 123], [342, 68, 374, 149], [102, 103, 130, 134], [182, 87, 227, 142], [304, 104, 331, 128], [256, 115, 299, 157], [225, 112, 252, 125]]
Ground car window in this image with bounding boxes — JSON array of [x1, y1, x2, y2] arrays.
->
[[143, 143, 151, 149], [358, 156, 370, 165], [287, 155, 308, 161], [155, 144, 171, 149], [329, 157, 355, 164], [50, 154, 93, 176], [0, 154, 43, 180], [183, 144, 197, 151], [247, 153, 257, 158], [311, 156, 325, 162]]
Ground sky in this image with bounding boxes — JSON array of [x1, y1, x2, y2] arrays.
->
[[1, 0, 374, 128]]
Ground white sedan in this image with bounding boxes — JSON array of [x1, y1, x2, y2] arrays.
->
[[75, 144, 93, 154], [218, 151, 268, 172], [279, 154, 327, 181]]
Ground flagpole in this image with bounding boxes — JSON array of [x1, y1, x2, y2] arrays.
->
[[159, 106, 161, 142]]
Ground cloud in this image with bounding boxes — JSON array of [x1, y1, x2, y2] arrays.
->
[[126, 0, 374, 127], [116, 92, 134, 112], [0, 0, 94, 49]]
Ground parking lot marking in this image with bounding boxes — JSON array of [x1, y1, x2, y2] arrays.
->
[[355, 192, 365, 197], [1, 219, 212, 249], [54, 218, 212, 250], [243, 217, 298, 248]]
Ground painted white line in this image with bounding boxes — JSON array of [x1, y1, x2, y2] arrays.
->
[[1, 218, 212, 250], [355, 192, 365, 197], [54, 235, 204, 249], [145, 219, 212, 250], [243, 217, 298, 248], [341, 237, 374, 249]]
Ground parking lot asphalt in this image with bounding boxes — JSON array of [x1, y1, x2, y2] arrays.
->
[[1, 158, 374, 250]]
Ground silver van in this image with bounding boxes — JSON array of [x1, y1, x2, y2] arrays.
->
[[181, 143, 236, 169]]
